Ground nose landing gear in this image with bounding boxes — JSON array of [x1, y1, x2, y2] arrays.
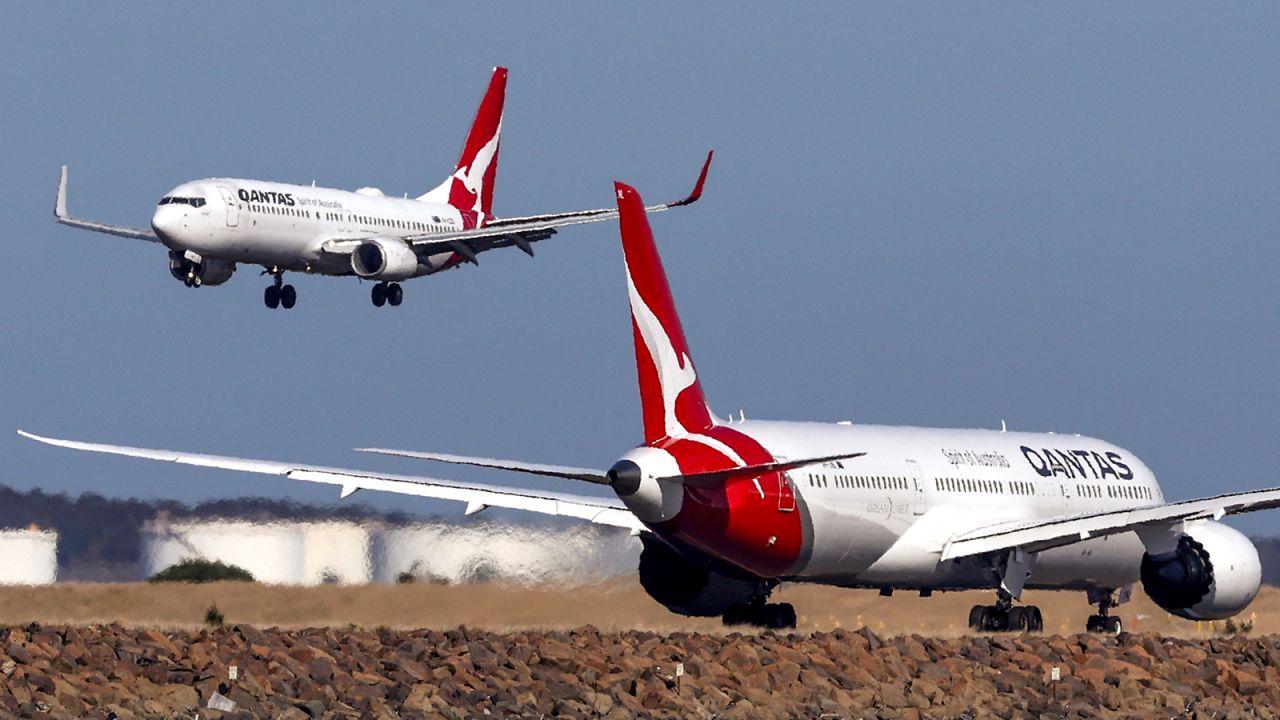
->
[[1085, 588, 1123, 634], [371, 282, 403, 307], [263, 269, 296, 309]]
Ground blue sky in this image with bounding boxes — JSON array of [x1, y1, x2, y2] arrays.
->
[[2, 4, 1278, 534]]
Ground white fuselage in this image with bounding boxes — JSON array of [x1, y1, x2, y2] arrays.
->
[[621, 419, 1164, 592], [151, 179, 472, 276]]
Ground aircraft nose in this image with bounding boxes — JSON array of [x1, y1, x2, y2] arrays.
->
[[151, 207, 182, 241]]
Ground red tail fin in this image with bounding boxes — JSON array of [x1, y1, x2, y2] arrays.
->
[[419, 66, 506, 219], [615, 182, 715, 444]]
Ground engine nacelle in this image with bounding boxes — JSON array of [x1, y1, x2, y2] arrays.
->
[[168, 251, 235, 287], [351, 237, 419, 281], [1140, 520, 1261, 620], [637, 535, 765, 617]]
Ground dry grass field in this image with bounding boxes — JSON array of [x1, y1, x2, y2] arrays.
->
[[0, 579, 1275, 636]]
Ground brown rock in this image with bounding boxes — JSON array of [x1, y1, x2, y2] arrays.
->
[[306, 658, 334, 684], [5, 644, 32, 665], [26, 673, 56, 695], [880, 682, 909, 708]]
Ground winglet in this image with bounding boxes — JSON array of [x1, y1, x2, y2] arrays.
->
[[668, 151, 713, 208], [55, 166, 69, 220]]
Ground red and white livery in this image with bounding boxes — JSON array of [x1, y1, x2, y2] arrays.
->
[[23, 180, 1280, 632], [52, 67, 712, 309]]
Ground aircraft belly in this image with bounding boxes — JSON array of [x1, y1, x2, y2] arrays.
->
[[799, 525, 1144, 591], [796, 500, 909, 579], [1025, 532, 1144, 589]]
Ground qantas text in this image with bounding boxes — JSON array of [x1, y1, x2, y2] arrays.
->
[[1020, 446, 1133, 480], [238, 188, 296, 207]]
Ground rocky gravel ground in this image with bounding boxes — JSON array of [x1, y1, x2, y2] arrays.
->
[[1, 623, 1276, 719]]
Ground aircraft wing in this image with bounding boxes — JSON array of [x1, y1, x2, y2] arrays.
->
[[320, 151, 712, 264], [54, 166, 160, 242], [940, 486, 1280, 561], [356, 448, 610, 484], [16, 430, 643, 531]]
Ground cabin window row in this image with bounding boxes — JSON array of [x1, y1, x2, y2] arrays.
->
[[1078, 483, 1153, 500], [250, 204, 308, 218], [805, 474, 908, 491], [247, 205, 450, 234], [935, 477, 1009, 495], [354, 215, 447, 233]]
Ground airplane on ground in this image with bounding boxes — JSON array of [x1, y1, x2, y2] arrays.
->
[[23, 181, 1280, 632], [53, 66, 712, 309]]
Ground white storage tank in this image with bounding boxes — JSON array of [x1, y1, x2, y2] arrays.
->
[[299, 522, 372, 585], [142, 519, 306, 585], [0, 527, 58, 585], [374, 521, 640, 585]]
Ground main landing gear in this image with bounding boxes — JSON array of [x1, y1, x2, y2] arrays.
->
[[371, 282, 403, 308], [263, 270, 296, 310], [722, 601, 797, 630], [1086, 588, 1123, 635], [968, 590, 1045, 632]]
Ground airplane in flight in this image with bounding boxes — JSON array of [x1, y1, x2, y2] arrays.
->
[[53, 66, 712, 309], [22, 181, 1280, 632]]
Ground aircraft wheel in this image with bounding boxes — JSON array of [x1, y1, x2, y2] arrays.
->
[[721, 604, 751, 627], [769, 603, 797, 629], [1027, 606, 1044, 632], [280, 284, 297, 309], [264, 285, 281, 309], [1007, 607, 1031, 632], [968, 605, 986, 631], [387, 283, 404, 306], [371, 283, 387, 307], [1105, 616, 1122, 635]]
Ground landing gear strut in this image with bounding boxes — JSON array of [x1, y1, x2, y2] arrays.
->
[[968, 590, 1044, 632], [263, 269, 296, 309], [1086, 588, 1123, 634], [371, 282, 403, 308], [722, 600, 797, 630]]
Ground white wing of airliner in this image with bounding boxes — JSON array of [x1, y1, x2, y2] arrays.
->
[[940, 487, 1280, 561], [16, 431, 641, 532], [320, 151, 713, 264], [54, 167, 159, 242]]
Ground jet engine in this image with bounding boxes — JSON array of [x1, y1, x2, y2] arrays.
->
[[168, 251, 235, 287], [350, 237, 419, 281], [637, 535, 766, 617], [1140, 520, 1261, 620]]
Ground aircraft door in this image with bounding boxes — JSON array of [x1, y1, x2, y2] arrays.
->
[[777, 474, 796, 512], [906, 460, 925, 515], [772, 457, 796, 512], [217, 186, 239, 228]]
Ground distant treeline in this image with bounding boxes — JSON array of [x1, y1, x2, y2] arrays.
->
[[2, 485, 1279, 586], [0, 486, 418, 570]]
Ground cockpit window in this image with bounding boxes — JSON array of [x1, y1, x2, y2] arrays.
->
[[158, 196, 206, 208]]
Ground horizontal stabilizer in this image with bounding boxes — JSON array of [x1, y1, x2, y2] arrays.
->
[[659, 451, 867, 485]]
